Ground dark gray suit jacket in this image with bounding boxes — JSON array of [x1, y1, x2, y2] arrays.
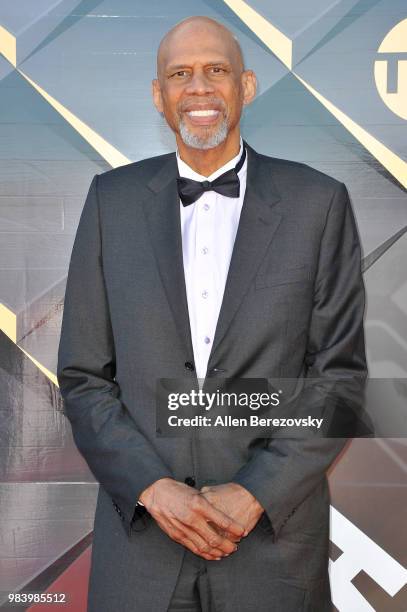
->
[[57, 140, 367, 611]]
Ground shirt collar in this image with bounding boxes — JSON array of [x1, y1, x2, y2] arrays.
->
[[176, 137, 245, 182]]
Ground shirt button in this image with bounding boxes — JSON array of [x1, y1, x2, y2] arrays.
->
[[204, 336, 211, 344], [203, 203, 210, 211], [201, 290, 208, 299], [202, 246, 209, 255]]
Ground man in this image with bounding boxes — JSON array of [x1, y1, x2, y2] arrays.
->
[[57, 15, 367, 612]]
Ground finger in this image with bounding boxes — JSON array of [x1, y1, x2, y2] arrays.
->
[[207, 521, 242, 543], [154, 517, 218, 559], [200, 495, 243, 543], [199, 497, 245, 538], [152, 500, 232, 554], [170, 513, 237, 555], [161, 496, 240, 553], [178, 534, 222, 561], [187, 517, 239, 555], [169, 518, 230, 561], [170, 517, 227, 559], [154, 505, 239, 556]]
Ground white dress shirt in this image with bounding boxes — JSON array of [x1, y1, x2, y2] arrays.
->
[[176, 137, 247, 382]]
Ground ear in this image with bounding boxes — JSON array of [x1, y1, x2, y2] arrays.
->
[[241, 70, 257, 106], [152, 78, 164, 113]]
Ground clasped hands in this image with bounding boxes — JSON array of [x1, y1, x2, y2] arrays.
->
[[139, 478, 264, 561]]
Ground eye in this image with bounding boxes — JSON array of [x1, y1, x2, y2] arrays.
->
[[171, 70, 189, 78], [209, 66, 225, 74]]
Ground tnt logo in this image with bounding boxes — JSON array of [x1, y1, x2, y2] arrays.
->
[[374, 19, 407, 120]]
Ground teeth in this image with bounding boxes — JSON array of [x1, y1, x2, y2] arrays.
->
[[187, 110, 219, 117]]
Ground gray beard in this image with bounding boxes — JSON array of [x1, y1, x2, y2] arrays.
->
[[178, 116, 228, 150]]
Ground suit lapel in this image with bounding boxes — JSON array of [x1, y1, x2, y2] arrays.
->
[[141, 141, 283, 372], [141, 155, 195, 361], [206, 142, 283, 369]]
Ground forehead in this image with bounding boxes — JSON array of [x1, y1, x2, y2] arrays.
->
[[160, 26, 237, 69]]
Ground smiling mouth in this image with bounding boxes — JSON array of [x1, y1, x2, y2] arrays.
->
[[184, 109, 221, 125], [187, 109, 219, 117]]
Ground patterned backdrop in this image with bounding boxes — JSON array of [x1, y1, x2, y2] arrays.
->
[[0, 1, 406, 610]]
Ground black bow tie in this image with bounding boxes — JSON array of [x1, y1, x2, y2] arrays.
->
[[177, 146, 246, 206]]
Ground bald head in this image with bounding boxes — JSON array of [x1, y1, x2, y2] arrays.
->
[[152, 14, 256, 159], [156, 16, 245, 80]]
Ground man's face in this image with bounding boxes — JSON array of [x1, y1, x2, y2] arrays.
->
[[152, 24, 256, 150]]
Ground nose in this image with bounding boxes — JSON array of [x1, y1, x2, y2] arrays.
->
[[185, 70, 215, 95]]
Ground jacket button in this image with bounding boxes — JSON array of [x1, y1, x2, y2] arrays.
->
[[184, 361, 195, 371], [184, 476, 196, 487]]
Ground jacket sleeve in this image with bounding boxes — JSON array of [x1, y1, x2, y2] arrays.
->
[[57, 174, 173, 536], [231, 181, 368, 541]]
